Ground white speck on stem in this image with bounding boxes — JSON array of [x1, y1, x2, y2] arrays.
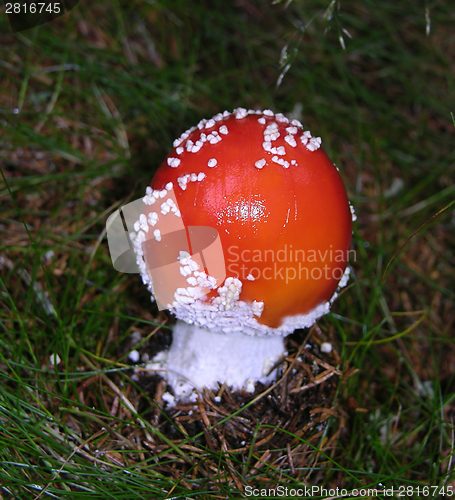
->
[[129, 350, 140, 363], [321, 342, 332, 353]]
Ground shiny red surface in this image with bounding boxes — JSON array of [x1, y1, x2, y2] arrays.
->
[[152, 114, 352, 328]]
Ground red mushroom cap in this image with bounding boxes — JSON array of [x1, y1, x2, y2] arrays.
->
[[148, 108, 352, 329]]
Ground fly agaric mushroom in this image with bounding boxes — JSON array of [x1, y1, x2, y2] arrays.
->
[[130, 108, 354, 400]]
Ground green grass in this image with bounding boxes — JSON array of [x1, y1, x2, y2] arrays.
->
[[1, 0, 455, 498]]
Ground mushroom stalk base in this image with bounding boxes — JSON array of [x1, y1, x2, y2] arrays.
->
[[159, 320, 285, 400]]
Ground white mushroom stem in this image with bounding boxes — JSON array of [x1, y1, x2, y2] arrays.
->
[[156, 320, 286, 400]]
